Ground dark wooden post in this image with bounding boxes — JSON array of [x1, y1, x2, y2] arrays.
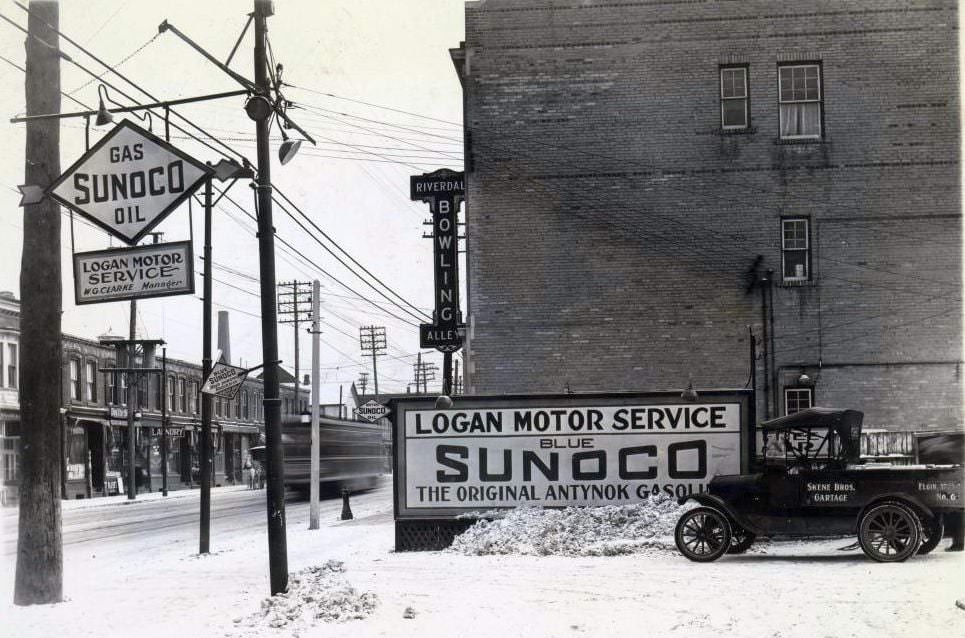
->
[[14, 0, 63, 606]]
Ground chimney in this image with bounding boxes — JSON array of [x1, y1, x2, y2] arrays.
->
[[217, 311, 231, 364], [303, 374, 310, 386]]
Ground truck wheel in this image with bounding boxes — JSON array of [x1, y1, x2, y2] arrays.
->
[[858, 502, 922, 562], [917, 516, 945, 555], [727, 528, 756, 554], [675, 507, 732, 562]]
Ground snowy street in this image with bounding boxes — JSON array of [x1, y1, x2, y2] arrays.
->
[[2, 481, 963, 638]]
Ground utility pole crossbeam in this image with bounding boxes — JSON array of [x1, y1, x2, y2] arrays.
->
[[359, 326, 387, 398], [15, 0, 62, 605]]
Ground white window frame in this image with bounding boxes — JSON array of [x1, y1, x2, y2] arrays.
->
[[720, 66, 749, 130], [778, 63, 822, 140], [85, 360, 97, 402], [781, 217, 810, 282], [6, 343, 17, 389], [69, 357, 81, 401], [784, 387, 813, 416]]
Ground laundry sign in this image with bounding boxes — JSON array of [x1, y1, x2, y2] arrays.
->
[[49, 119, 211, 245], [73, 241, 194, 305]]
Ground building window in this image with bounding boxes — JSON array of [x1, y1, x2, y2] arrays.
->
[[178, 378, 187, 413], [7, 343, 17, 388], [106, 367, 115, 404], [785, 387, 813, 415], [720, 65, 749, 130], [85, 360, 97, 402], [781, 218, 810, 282], [241, 391, 249, 420], [136, 374, 148, 409], [189, 380, 198, 414], [167, 375, 176, 412], [778, 63, 822, 139], [69, 358, 81, 401]]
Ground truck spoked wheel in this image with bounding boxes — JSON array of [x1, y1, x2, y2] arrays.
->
[[858, 503, 922, 562], [675, 507, 732, 562], [917, 516, 945, 555], [727, 528, 756, 554]]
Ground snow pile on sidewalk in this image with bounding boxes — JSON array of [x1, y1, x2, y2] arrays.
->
[[235, 561, 377, 635], [450, 495, 690, 557]]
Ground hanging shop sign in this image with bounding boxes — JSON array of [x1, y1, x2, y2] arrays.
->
[[390, 390, 755, 548], [354, 400, 391, 423], [48, 119, 212, 245], [201, 360, 248, 399], [411, 169, 464, 353], [72, 240, 194, 305]]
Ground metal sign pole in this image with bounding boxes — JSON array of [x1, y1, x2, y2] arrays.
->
[[161, 348, 168, 496], [199, 175, 213, 554], [309, 279, 321, 530]]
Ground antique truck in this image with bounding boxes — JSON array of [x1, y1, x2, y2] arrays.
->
[[674, 408, 964, 562]]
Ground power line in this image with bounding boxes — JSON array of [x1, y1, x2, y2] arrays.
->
[[272, 186, 431, 321]]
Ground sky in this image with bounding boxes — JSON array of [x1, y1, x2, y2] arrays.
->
[[0, 0, 467, 403]]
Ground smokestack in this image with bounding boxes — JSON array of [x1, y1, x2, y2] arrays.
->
[[217, 310, 231, 364]]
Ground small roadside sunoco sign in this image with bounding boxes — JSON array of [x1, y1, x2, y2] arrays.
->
[[354, 400, 390, 423], [391, 390, 754, 549], [73, 241, 194, 305], [201, 360, 248, 399]]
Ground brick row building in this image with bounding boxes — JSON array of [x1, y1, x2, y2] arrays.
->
[[1, 292, 308, 504], [452, 0, 961, 432]]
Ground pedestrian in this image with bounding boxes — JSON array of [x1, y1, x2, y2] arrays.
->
[[244, 455, 254, 489]]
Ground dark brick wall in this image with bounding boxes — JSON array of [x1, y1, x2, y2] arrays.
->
[[460, 0, 961, 430]]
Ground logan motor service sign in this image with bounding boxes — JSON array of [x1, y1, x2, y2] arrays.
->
[[49, 119, 211, 245], [392, 391, 753, 520], [73, 241, 194, 305]]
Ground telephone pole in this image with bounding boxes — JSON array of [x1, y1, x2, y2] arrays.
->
[[308, 280, 321, 530], [359, 326, 386, 397], [413, 355, 437, 395], [277, 280, 312, 408], [358, 371, 369, 396], [15, 0, 62, 606], [250, 0, 288, 595]]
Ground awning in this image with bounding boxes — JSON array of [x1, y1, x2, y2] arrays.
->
[[74, 417, 109, 428]]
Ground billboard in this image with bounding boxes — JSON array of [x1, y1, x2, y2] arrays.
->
[[73, 241, 194, 305], [392, 390, 754, 521]]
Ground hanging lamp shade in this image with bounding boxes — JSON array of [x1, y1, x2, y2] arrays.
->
[[95, 96, 113, 126]]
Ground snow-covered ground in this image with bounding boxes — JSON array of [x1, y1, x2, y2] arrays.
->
[[2, 483, 963, 638]]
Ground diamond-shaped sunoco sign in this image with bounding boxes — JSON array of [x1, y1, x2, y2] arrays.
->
[[48, 119, 212, 245]]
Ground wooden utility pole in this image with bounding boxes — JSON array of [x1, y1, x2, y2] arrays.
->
[[252, 0, 288, 596], [15, 0, 63, 606], [359, 325, 386, 397], [308, 280, 320, 530]]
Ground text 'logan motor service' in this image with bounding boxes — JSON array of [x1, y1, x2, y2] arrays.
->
[[400, 400, 745, 511]]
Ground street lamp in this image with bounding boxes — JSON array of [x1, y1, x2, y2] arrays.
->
[[95, 85, 113, 126]]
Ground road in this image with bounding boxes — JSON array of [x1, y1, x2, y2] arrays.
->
[[0, 482, 391, 557]]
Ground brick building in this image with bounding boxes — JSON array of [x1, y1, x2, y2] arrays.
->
[[452, 0, 961, 432], [0, 291, 308, 503]]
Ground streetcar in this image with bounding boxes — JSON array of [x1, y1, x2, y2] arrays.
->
[[249, 414, 385, 494]]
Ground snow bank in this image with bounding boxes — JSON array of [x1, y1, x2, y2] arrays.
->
[[450, 495, 690, 557], [233, 561, 377, 635]]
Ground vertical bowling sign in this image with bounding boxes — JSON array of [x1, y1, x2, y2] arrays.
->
[[411, 169, 464, 353]]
